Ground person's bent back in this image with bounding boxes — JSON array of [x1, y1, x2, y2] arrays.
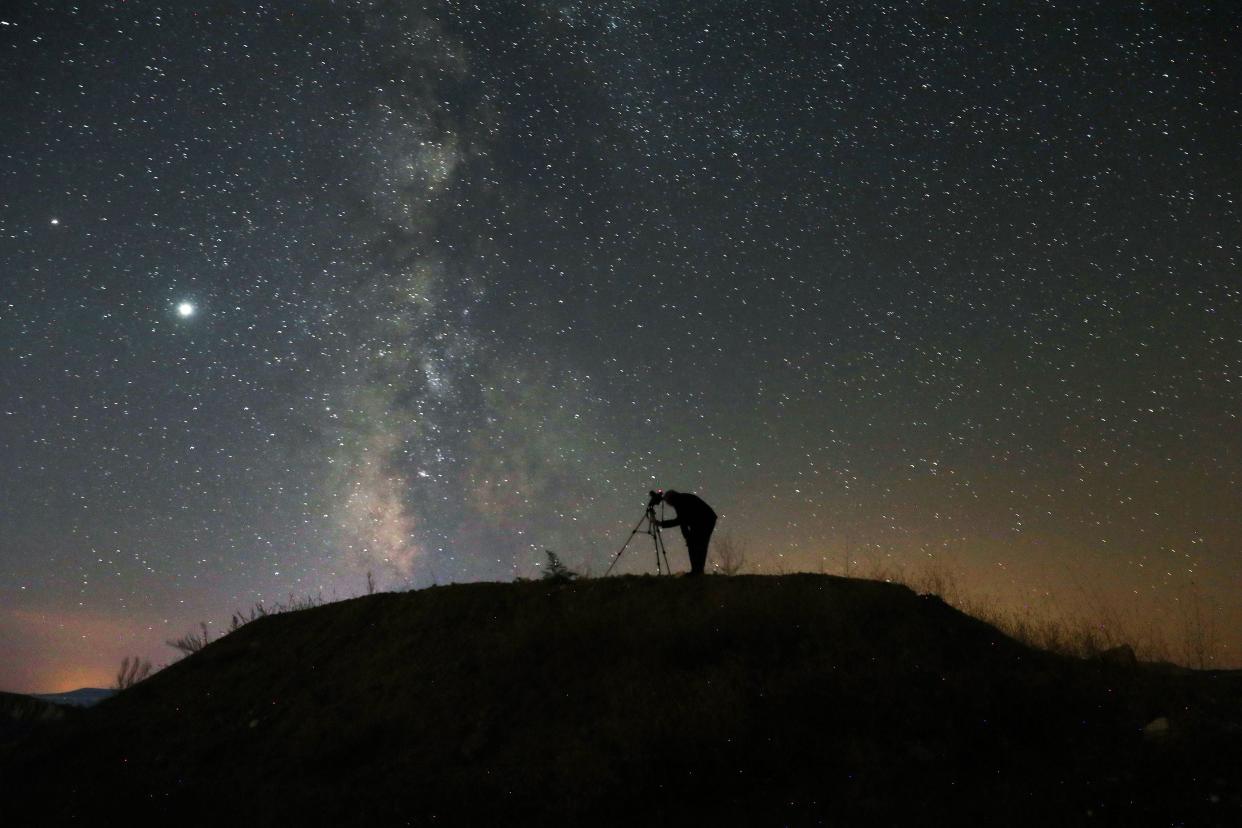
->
[[657, 489, 717, 575]]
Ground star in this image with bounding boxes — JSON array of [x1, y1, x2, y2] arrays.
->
[[0, 1, 1237, 697]]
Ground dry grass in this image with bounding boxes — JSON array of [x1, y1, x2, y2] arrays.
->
[[864, 556, 1224, 668], [165, 593, 328, 659]]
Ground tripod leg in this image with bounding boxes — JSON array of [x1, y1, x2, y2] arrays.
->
[[605, 518, 648, 577], [606, 509, 659, 577], [657, 531, 671, 575]]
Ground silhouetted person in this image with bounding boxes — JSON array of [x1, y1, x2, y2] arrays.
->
[[655, 489, 717, 576]]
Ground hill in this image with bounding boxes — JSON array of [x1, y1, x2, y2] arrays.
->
[[0, 691, 69, 748], [2, 574, 1241, 826]]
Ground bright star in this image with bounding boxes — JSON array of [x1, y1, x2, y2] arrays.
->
[[177, 302, 196, 318]]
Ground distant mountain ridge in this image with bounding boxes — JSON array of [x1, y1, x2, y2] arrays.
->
[[2, 574, 1240, 826], [30, 688, 114, 708]]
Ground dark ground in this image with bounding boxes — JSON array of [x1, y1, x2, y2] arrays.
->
[[3, 574, 1241, 826]]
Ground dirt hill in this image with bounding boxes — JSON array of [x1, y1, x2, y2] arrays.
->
[[3, 574, 1241, 826]]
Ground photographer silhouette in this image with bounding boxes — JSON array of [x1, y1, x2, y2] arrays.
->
[[653, 489, 717, 576]]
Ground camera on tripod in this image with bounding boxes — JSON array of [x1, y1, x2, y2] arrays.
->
[[605, 489, 672, 576]]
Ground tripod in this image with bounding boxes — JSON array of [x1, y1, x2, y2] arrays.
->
[[605, 501, 672, 576]]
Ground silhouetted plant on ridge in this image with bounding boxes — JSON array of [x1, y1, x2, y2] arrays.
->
[[114, 656, 152, 690], [541, 550, 580, 583], [711, 532, 748, 575], [166, 621, 211, 657]]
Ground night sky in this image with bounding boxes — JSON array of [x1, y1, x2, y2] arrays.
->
[[2, 1, 1238, 692]]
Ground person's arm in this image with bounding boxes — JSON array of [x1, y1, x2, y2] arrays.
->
[[658, 516, 681, 528]]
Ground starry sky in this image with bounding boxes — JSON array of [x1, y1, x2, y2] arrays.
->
[[2, 1, 1239, 692]]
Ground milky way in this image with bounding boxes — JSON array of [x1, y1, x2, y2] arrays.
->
[[1, 2, 1239, 690]]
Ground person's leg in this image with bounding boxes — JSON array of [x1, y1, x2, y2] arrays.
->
[[679, 526, 694, 573], [688, 530, 707, 574], [699, 518, 716, 574]]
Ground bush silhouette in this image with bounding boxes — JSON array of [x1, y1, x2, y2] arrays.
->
[[113, 656, 151, 690], [541, 550, 579, 583]]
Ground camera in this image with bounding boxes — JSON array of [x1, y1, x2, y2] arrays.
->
[[647, 489, 664, 509]]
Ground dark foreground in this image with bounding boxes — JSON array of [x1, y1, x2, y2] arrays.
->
[[3, 574, 1241, 826]]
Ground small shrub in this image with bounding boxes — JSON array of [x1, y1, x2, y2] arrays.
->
[[167, 622, 211, 657], [541, 550, 579, 583], [711, 532, 748, 575], [114, 656, 152, 690]]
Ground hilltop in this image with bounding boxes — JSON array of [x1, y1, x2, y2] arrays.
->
[[3, 574, 1241, 826]]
